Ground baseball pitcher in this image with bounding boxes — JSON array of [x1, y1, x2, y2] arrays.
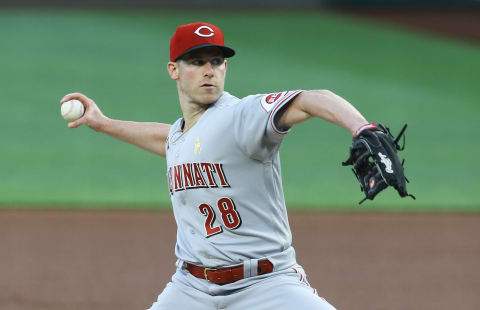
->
[[61, 22, 412, 310]]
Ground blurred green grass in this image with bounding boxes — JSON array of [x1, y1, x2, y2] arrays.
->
[[1, 8, 479, 211]]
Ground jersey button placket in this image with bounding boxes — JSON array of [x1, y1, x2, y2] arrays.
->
[[173, 134, 186, 159]]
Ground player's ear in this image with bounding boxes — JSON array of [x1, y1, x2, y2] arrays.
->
[[167, 62, 179, 80]]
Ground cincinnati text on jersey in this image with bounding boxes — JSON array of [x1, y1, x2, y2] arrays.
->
[[167, 162, 230, 194]]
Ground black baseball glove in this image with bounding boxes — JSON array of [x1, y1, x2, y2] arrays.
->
[[342, 123, 415, 204]]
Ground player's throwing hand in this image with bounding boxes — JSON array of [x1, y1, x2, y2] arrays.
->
[[60, 92, 109, 130]]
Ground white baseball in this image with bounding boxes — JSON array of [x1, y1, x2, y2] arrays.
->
[[61, 99, 85, 122]]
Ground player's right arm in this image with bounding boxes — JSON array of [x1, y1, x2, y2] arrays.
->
[[61, 93, 171, 158]]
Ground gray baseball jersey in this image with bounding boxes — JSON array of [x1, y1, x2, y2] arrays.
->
[[165, 90, 302, 267], [149, 90, 337, 310]]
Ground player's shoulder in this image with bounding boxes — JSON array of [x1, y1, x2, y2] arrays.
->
[[235, 90, 303, 113], [212, 90, 302, 115], [213, 91, 241, 108], [214, 91, 264, 108], [213, 92, 263, 115]]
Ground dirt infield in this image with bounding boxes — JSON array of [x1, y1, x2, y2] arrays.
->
[[1, 210, 479, 310]]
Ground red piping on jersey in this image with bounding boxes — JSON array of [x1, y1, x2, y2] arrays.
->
[[292, 267, 304, 282], [269, 90, 302, 135]]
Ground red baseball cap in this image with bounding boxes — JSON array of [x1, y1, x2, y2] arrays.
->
[[170, 22, 235, 62]]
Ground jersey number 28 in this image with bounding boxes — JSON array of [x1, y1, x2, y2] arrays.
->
[[198, 197, 242, 237]]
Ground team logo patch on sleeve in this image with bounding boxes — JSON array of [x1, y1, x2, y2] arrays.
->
[[260, 91, 289, 112]]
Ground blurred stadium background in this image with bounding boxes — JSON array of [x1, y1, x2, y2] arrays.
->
[[1, 2, 480, 310], [1, 0, 479, 211]]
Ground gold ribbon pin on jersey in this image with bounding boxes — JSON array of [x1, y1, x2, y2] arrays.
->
[[194, 138, 201, 154]]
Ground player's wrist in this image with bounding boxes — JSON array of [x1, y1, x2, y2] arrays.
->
[[91, 115, 113, 133], [353, 122, 378, 137]]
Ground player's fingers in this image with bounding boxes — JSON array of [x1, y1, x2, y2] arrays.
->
[[60, 92, 90, 105], [60, 92, 87, 103], [67, 116, 87, 128]]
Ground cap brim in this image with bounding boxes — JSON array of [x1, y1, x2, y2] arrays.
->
[[175, 44, 235, 61]]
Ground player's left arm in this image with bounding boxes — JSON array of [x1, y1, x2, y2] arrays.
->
[[276, 90, 367, 134], [278, 90, 415, 202]]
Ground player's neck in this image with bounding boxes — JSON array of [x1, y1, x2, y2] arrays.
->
[[179, 100, 209, 133]]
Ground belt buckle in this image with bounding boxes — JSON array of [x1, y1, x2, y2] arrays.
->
[[203, 267, 216, 281]]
